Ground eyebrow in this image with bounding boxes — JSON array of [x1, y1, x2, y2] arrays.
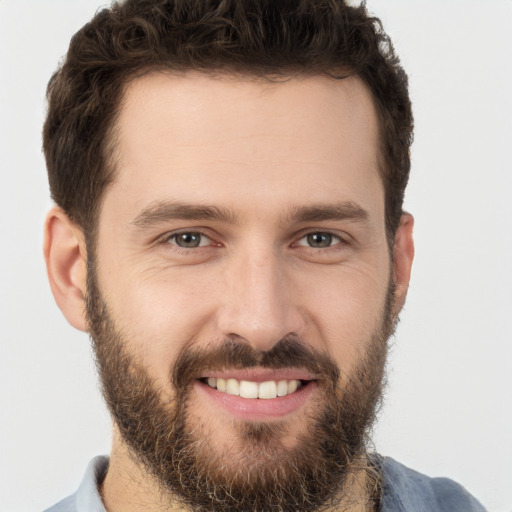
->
[[285, 202, 369, 224], [131, 200, 369, 229], [131, 201, 237, 228]]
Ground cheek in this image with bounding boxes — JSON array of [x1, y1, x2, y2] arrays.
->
[[297, 261, 390, 371], [101, 266, 220, 381]]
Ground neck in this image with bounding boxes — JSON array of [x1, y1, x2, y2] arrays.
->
[[100, 428, 185, 512], [101, 428, 379, 512]]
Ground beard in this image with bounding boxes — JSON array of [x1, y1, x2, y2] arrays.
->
[[86, 263, 396, 512]]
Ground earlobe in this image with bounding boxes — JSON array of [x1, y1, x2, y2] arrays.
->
[[392, 213, 415, 315], [44, 207, 88, 332]]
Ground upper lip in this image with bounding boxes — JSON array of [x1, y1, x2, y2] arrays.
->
[[199, 367, 317, 382]]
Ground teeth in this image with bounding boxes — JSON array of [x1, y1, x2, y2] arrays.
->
[[240, 380, 259, 399], [217, 378, 226, 392], [277, 380, 288, 397], [288, 379, 298, 394], [205, 377, 304, 399], [258, 380, 277, 399], [225, 378, 239, 395]]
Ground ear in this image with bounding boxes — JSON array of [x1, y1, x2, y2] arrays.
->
[[44, 207, 88, 332], [392, 213, 415, 315]]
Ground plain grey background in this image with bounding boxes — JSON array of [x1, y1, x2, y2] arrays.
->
[[1, 1, 511, 510]]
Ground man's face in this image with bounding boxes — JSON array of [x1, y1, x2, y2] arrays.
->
[[87, 72, 400, 510]]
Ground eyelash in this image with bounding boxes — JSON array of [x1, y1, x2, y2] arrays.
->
[[162, 230, 347, 251], [163, 231, 217, 251], [294, 232, 344, 249]]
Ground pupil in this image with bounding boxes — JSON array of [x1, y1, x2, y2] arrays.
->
[[308, 232, 332, 248], [177, 233, 200, 247]]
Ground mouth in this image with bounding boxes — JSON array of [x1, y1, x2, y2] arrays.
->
[[200, 376, 307, 399], [194, 369, 318, 420]]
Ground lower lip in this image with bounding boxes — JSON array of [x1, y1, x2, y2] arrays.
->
[[195, 380, 317, 421]]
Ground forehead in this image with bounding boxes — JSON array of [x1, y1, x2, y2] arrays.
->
[[107, 71, 382, 223]]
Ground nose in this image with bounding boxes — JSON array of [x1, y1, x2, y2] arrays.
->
[[216, 249, 305, 352]]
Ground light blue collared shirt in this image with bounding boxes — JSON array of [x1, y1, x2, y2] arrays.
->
[[44, 454, 487, 511]]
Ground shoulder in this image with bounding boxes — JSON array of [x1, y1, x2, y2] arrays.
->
[[43, 495, 76, 512], [43, 456, 108, 512], [377, 456, 487, 512]]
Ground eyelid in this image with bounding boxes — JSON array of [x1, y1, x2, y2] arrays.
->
[[156, 228, 350, 250], [293, 230, 347, 248], [161, 229, 216, 248]]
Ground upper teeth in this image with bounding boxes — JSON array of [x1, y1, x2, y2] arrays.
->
[[206, 377, 302, 399]]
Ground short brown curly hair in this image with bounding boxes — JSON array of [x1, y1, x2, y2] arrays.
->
[[43, 0, 413, 243]]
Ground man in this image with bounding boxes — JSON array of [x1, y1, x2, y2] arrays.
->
[[42, 0, 486, 511]]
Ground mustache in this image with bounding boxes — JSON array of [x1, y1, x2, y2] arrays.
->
[[172, 335, 340, 390]]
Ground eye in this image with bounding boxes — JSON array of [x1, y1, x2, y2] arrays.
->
[[168, 232, 211, 248], [297, 232, 342, 248]]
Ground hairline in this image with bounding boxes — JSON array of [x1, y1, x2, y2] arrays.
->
[[86, 67, 395, 255]]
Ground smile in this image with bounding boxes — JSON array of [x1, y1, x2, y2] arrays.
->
[[195, 369, 317, 420], [203, 377, 304, 399]]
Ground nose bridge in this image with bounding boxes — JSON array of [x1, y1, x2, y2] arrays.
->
[[217, 245, 303, 351]]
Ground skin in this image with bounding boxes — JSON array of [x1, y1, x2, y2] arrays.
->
[[44, 72, 414, 511]]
